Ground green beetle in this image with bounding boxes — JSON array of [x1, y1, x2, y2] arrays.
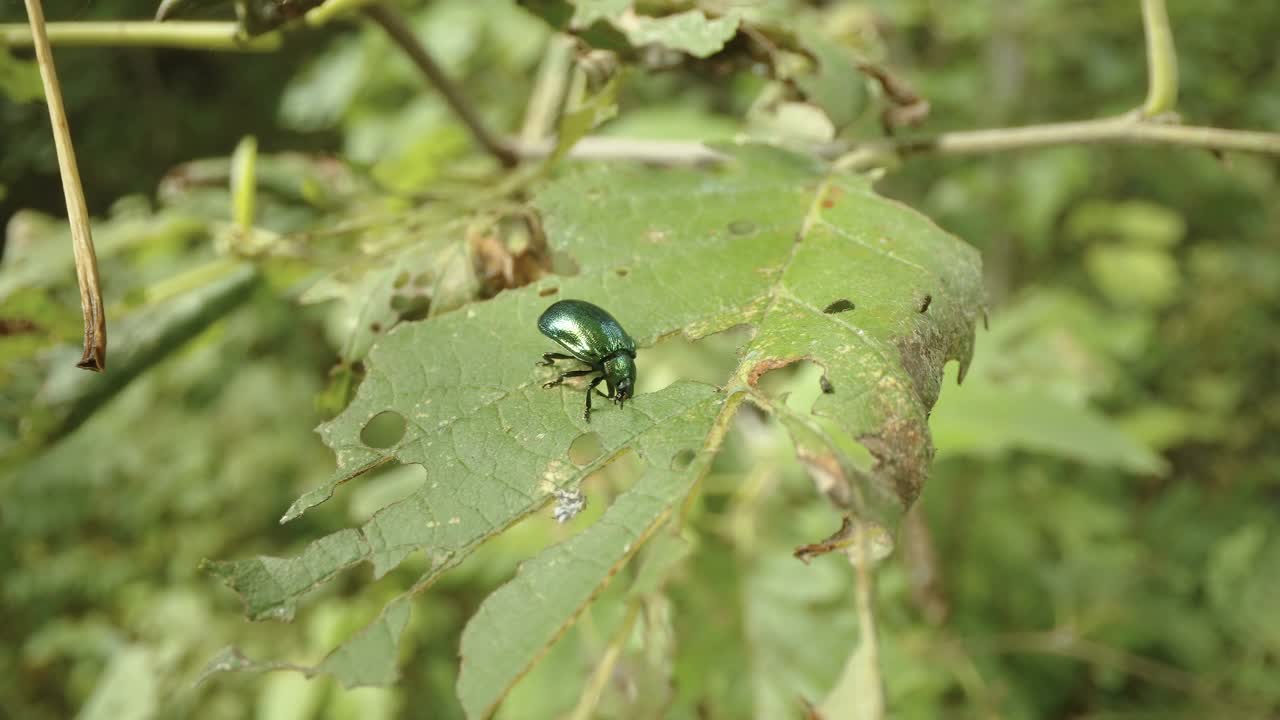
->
[[537, 299, 637, 422]]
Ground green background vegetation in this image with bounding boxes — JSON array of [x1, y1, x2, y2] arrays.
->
[[2, 0, 1278, 718]]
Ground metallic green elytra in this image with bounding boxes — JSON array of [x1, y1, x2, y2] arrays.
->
[[537, 299, 637, 422]]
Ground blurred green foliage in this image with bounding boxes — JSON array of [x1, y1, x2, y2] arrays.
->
[[3, 0, 1280, 718]]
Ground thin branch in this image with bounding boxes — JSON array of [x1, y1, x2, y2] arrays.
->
[[888, 116, 1280, 157], [0, 21, 280, 50], [361, 2, 517, 168], [22, 0, 106, 371], [567, 601, 641, 720], [512, 136, 731, 165], [519, 34, 575, 144], [983, 631, 1239, 704], [815, 520, 885, 719], [511, 116, 1280, 167], [1140, 0, 1178, 116]]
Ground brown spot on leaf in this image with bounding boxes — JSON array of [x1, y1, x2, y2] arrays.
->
[[820, 185, 844, 209], [859, 414, 933, 511], [746, 356, 800, 387]]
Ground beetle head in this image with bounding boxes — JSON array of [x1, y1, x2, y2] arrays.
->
[[603, 354, 636, 406]]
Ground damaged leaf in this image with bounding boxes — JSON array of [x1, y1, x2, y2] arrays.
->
[[205, 145, 982, 712]]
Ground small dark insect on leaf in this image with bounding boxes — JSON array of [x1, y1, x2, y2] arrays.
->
[[918, 294, 932, 313], [823, 299, 855, 314], [819, 375, 834, 394], [537, 299, 638, 422]]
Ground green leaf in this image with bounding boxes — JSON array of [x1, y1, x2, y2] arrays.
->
[[792, 33, 870, 130], [0, 209, 208, 299], [0, 44, 43, 104], [456, 404, 716, 718], [197, 598, 410, 688], [930, 365, 1166, 474], [568, 0, 630, 28], [546, 74, 620, 167], [210, 144, 982, 697], [77, 646, 158, 720], [819, 637, 882, 720], [1, 264, 259, 461], [1086, 245, 1181, 309], [230, 136, 258, 229], [304, 219, 478, 363], [617, 10, 742, 59], [1066, 200, 1187, 248]]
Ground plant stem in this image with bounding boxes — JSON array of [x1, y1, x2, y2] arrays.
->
[[567, 601, 642, 720], [519, 34, 574, 144], [361, 2, 517, 168], [984, 631, 1217, 699], [510, 116, 1280, 167], [0, 21, 281, 50], [851, 522, 885, 718], [1140, 0, 1178, 116], [22, 0, 107, 371], [890, 116, 1280, 156], [512, 137, 730, 165]]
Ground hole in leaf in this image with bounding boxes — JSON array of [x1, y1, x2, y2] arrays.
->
[[538, 287, 559, 297], [728, 220, 756, 235], [392, 271, 411, 289], [754, 360, 827, 413], [638, 325, 752, 394], [397, 296, 432, 323], [615, 267, 629, 277], [672, 449, 696, 470], [349, 462, 427, 523], [823, 299, 855, 314], [549, 251, 581, 276], [568, 432, 605, 466], [361, 411, 406, 449]]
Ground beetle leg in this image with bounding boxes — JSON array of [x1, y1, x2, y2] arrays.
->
[[585, 375, 606, 421], [543, 368, 594, 389], [539, 352, 576, 367]]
